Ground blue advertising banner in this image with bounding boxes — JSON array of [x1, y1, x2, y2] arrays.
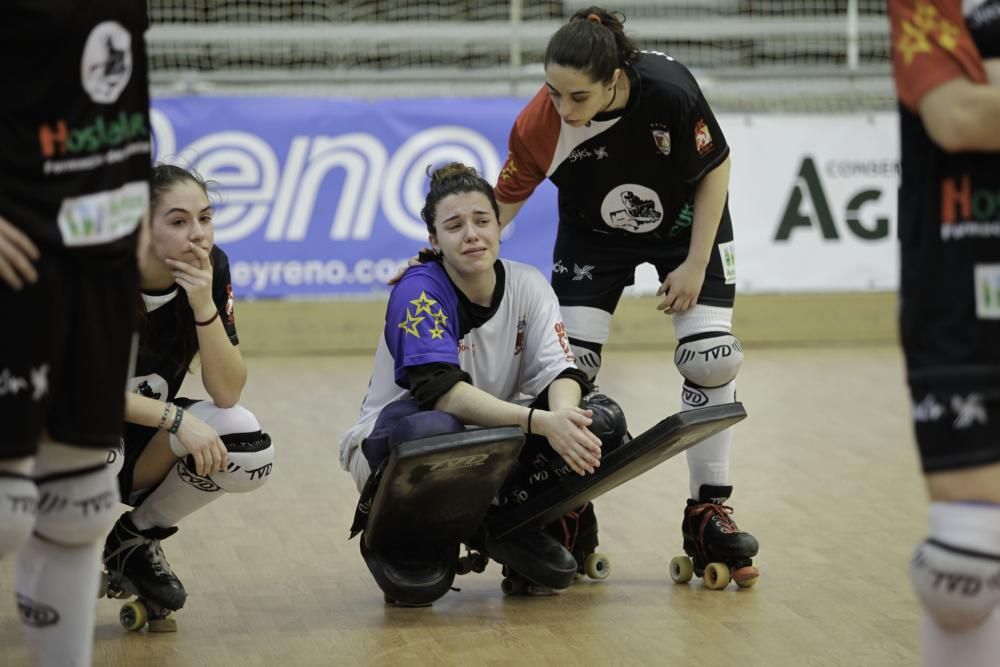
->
[[150, 96, 557, 299]]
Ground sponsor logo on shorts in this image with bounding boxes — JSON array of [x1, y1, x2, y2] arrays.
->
[[0, 365, 48, 402], [600, 184, 663, 233], [552, 260, 569, 275], [718, 241, 736, 285], [913, 393, 987, 429], [974, 264, 1000, 319], [569, 146, 608, 162], [17, 594, 59, 628], [572, 264, 595, 281], [81, 21, 133, 104], [554, 321, 574, 362]]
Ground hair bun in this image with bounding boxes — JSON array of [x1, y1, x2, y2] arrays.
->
[[429, 162, 479, 186]]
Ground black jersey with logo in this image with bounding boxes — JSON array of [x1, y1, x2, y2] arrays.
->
[[497, 51, 731, 243], [124, 246, 239, 446], [890, 0, 1000, 371], [0, 1, 151, 256]]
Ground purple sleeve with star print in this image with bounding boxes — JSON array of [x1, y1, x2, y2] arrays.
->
[[385, 264, 461, 387]]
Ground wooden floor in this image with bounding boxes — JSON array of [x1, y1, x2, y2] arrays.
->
[[1, 345, 927, 666]]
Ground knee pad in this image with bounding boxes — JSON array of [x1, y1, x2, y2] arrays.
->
[[33, 463, 120, 547], [0, 472, 37, 556], [911, 502, 1000, 631], [569, 340, 603, 382], [210, 432, 274, 494], [580, 393, 627, 451], [169, 402, 273, 493], [674, 332, 743, 389]]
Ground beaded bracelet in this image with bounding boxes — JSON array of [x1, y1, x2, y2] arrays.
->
[[157, 402, 173, 431], [167, 405, 185, 434]]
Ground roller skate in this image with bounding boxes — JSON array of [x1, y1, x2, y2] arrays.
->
[[486, 527, 577, 595], [546, 502, 611, 582], [100, 512, 187, 632], [669, 485, 759, 590]]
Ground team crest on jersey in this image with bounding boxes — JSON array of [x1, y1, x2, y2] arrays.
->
[[224, 283, 235, 324], [81, 21, 133, 104], [600, 184, 663, 233], [651, 123, 671, 156], [695, 119, 714, 157], [514, 317, 527, 355]]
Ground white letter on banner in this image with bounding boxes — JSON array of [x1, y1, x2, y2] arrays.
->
[[178, 132, 279, 243], [278, 134, 386, 242], [382, 126, 501, 241], [266, 137, 310, 241], [149, 108, 175, 162]]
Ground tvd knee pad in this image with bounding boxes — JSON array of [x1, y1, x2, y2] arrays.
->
[[0, 472, 37, 556], [674, 332, 743, 389], [210, 432, 274, 494], [581, 393, 628, 451], [33, 463, 120, 547], [911, 502, 1000, 631]]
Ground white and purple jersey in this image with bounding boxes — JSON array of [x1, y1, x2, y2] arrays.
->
[[339, 258, 576, 471]]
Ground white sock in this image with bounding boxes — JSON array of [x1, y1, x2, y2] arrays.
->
[[922, 610, 1000, 667], [16, 538, 102, 667], [130, 459, 224, 530], [683, 380, 736, 498]]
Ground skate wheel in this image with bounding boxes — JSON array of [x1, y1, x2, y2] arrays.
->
[[583, 552, 612, 581], [97, 571, 109, 599], [148, 616, 178, 633], [733, 565, 759, 588], [119, 601, 148, 631], [703, 562, 731, 590], [471, 553, 488, 573], [501, 577, 524, 595], [456, 557, 473, 576], [669, 556, 694, 584]]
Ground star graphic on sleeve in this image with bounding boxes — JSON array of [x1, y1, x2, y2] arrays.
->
[[397, 307, 425, 338], [410, 291, 438, 316], [432, 307, 448, 328], [429, 326, 445, 339]]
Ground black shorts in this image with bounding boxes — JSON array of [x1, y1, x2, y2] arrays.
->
[[900, 220, 1000, 472], [0, 251, 138, 460], [550, 213, 736, 313], [115, 396, 199, 501]]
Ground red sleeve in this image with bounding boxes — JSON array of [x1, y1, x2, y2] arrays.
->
[[495, 88, 559, 204], [889, 0, 987, 112]]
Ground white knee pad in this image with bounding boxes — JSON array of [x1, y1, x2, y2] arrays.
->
[[674, 333, 743, 389], [561, 306, 612, 381], [170, 402, 274, 493], [33, 445, 120, 547], [911, 502, 1000, 631], [0, 471, 37, 556]]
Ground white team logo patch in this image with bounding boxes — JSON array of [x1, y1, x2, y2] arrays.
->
[[600, 184, 663, 233], [128, 374, 169, 401], [974, 264, 1000, 319], [81, 21, 132, 104], [651, 128, 671, 156]]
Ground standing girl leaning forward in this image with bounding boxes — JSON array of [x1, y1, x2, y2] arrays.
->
[[103, 164, 275, 631], [495, 6, 757, 585]]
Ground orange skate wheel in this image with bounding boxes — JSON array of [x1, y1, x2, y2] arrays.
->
[[733, 565, 760, 588], [703, 562, 731, 590], [584, 552, 611, 580], [669, 556, 694, 584], [119, 600, 148, 631]]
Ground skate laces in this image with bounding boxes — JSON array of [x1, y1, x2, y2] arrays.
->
[[692, 501, 740, 535]]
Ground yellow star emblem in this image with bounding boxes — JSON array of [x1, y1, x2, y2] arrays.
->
[[429, 326, 445, 339], [432, 307, 448, 327], [397, 308, 424, 338], [410, 291, 438, 316]]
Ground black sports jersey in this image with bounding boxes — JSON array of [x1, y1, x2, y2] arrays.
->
[[0, 1, 151, 256], [125, 246, 238, 425], [891, 0, 1000, 370], [496, 51, 730, 242]]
